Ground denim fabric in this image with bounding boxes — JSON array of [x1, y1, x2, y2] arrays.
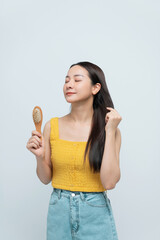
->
[[47, 187, 119, 240]]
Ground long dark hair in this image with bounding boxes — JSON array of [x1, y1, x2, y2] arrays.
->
[[69, 61, 114, 173]]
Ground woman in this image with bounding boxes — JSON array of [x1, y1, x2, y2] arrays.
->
[[26, 61, 122, 240]]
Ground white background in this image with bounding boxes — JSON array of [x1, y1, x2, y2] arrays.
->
[[1, 0, 160, 239]]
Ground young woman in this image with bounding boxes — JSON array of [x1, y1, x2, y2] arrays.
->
[[26, 61, 122, 240]]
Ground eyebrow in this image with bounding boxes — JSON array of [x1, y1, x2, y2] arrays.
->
[[65, 74, 85, 78]]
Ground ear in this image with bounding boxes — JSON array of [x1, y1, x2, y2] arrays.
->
[[92, 83, 101, 95]]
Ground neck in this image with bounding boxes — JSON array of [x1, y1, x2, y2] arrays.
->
[[68, 107, 94, 125]]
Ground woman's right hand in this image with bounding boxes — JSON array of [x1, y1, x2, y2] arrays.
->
[[26, 130, 45, 159]]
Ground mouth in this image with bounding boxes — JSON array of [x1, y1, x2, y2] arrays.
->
[[66, 92, 76, 95]]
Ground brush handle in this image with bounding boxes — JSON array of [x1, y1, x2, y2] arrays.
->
[[35, 123, 42, 141]]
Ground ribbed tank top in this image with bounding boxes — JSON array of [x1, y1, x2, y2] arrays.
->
[[50, 117, 106, 192]]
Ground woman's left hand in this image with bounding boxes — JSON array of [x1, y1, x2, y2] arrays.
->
[[105, 107, 122, 131]]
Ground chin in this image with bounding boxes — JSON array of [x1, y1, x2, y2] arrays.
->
[[65, 99, 77, 103], [65, 97, 80, 103]]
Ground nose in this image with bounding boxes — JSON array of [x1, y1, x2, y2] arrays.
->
[[66, 79, 74, 89]]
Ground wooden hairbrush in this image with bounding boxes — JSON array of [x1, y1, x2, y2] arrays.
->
[[32, 106, 43, 141]]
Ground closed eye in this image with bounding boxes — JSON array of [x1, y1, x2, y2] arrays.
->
[[65, 80, 81, 83]]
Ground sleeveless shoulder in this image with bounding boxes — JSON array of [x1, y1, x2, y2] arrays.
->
[[50, 117, 59, 141]]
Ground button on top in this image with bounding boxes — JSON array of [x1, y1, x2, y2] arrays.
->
[[71, 193, 75, 196]]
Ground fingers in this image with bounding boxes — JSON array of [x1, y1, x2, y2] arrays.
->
[[32, 130, 42, 143], [26, 139, 42, 151], [26, 130, 42, 150], [32, 130, 42, 138], [29, 138, 41, 148], [106, 107, 122, 120], [26, 142, 39, 155], [31, 135, 42, 144], [27, 141, 40, 150]]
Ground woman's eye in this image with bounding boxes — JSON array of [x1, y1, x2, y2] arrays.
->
[[65, 80, 81, 83]]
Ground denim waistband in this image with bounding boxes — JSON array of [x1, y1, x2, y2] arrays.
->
[[52, 187, 108, 201]]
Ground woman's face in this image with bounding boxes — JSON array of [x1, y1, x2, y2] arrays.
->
[[63, 65, 96, 104]]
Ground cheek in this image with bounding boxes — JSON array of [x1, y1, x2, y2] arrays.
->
[[79, 83, 92, 94]]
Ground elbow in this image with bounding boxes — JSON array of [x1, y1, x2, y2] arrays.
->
[[104, 183, 116, 190], [43, 180, 51, 185], [100, 177, 116, 190], [101, 168, 121, 190], [40, 178, 52, 185], [42, 176, 52, 185], [104, 175, 121, 190], [36, 171, 52, 185]]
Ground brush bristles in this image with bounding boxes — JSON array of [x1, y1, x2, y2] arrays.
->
[[33, 108, 41, 123]]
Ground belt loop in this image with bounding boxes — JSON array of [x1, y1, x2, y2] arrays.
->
[[103, 191, 107, 199], [80, 192, 85, 201], [58, 189, 61, 199], [103, 190, 109, 203]]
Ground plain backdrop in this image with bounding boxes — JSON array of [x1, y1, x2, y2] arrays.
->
[[0, 0, 160, 239]]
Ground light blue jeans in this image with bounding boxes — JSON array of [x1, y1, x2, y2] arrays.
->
[[47, 187, 119, 240]]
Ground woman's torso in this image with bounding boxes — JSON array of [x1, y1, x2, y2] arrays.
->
[[49, 115, 106, 192]]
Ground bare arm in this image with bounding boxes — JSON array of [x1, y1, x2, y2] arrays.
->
[[36, 121, 53, 184], [100, 127, 121, 190]]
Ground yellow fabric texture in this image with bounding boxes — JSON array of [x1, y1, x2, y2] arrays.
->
[[50, 117, 106, 192]]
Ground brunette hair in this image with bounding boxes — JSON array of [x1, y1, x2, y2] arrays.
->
[[69, 61, 114, 173]]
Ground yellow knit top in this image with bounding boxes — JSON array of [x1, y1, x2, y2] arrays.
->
[[50, 117, 106, 192]]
